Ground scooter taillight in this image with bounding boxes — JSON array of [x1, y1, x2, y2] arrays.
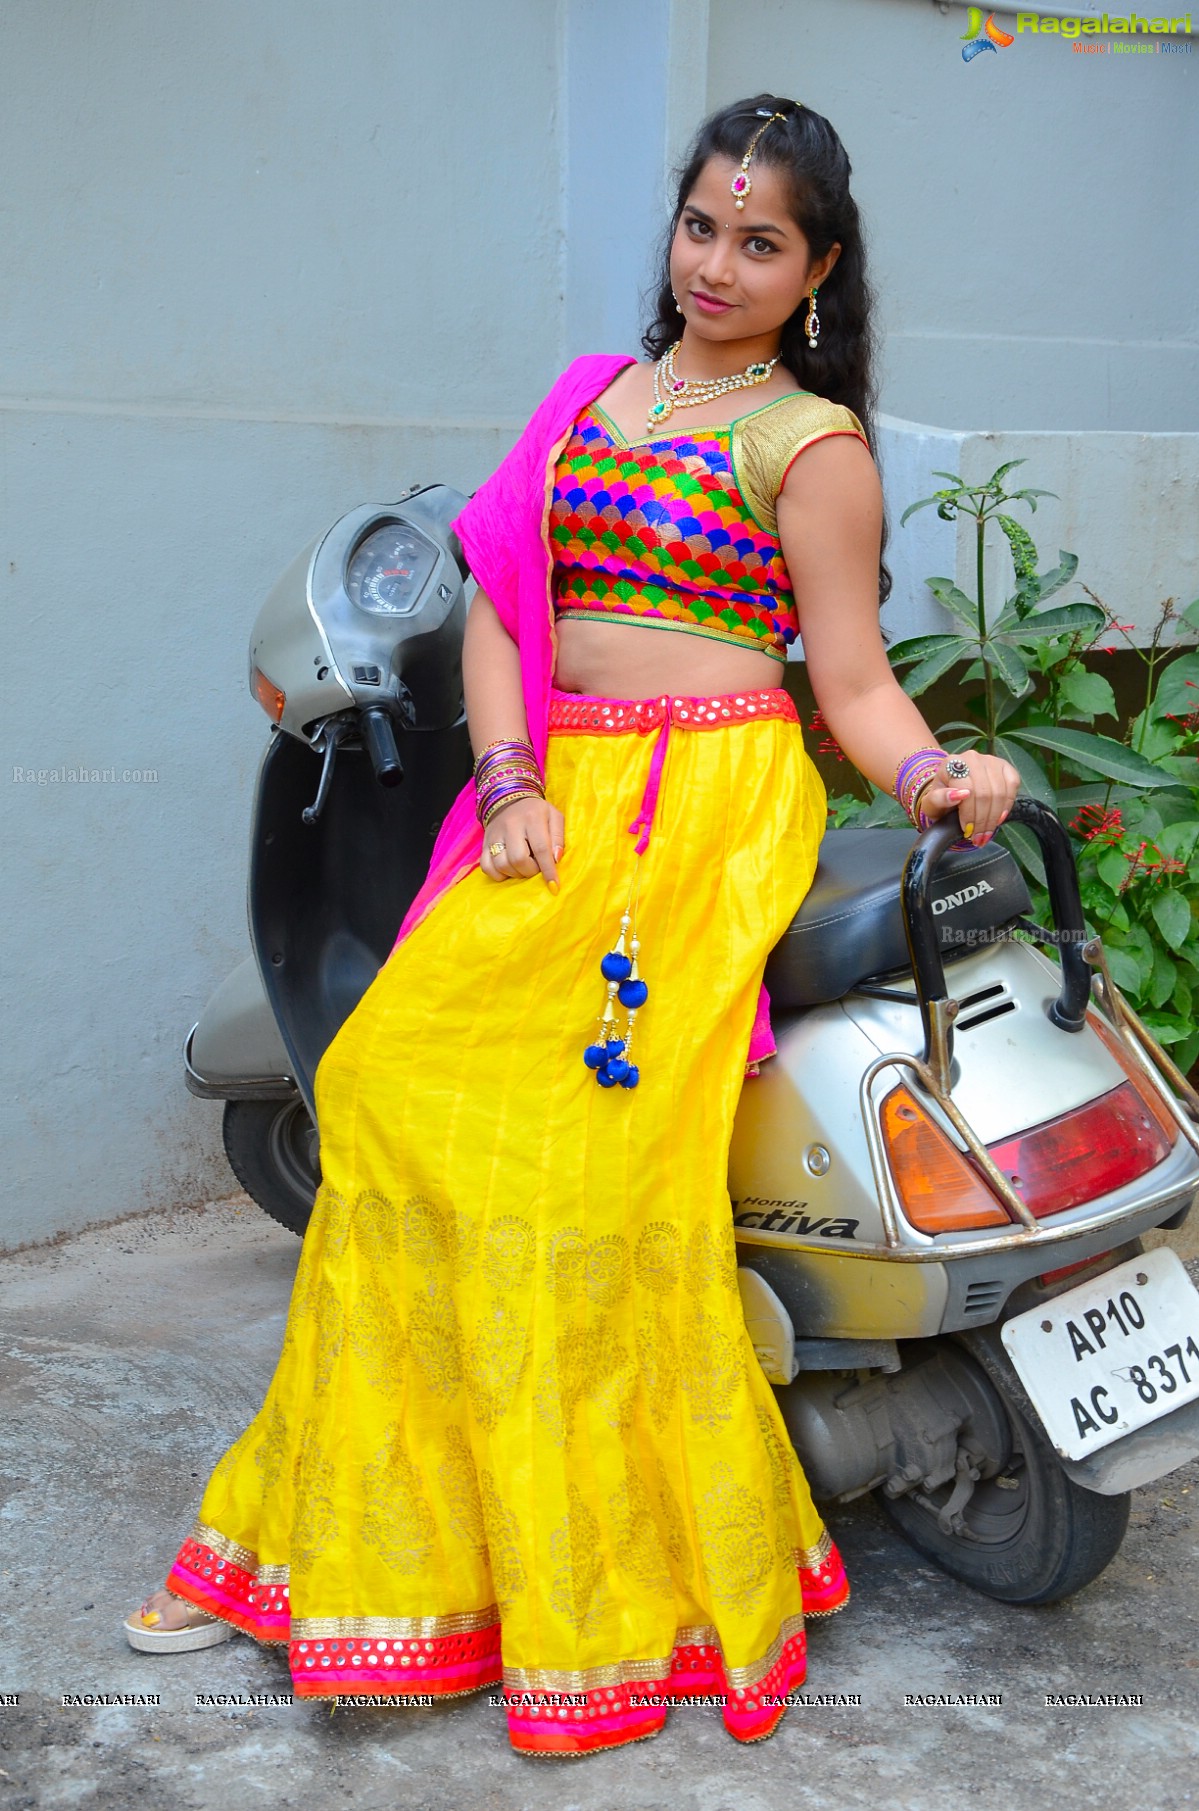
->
[[973, 1080, 1174, 1218], [881, 1085, 1010, 1233], [252, 664, 286, 723]]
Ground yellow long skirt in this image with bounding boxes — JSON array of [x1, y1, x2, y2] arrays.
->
[[167, 688, 849, 1753]]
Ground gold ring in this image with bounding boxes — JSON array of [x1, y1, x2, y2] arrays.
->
[[489, 841, 506, 858]]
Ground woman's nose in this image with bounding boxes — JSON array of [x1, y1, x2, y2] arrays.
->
[[697, 237, 736, 288]]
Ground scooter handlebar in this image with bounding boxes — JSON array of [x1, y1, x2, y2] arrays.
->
[[360, 708, 404, 789], [902, 795, 1091, 1072]]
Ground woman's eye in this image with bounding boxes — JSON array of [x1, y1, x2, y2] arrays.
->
[[749, 238, 776, 255], [686, 218, 711, 237]]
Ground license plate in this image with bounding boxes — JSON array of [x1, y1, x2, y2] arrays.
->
[[1001, 1247, 1199, 1460]]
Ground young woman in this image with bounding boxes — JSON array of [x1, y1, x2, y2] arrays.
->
[[125, 95, 1019, 1755]]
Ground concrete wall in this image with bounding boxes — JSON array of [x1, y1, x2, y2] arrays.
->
[[708, 0, 1198, 433], [1, 0, 563, 1249]]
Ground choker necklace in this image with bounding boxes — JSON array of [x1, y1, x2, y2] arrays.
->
[[647, 339, 779, 433]]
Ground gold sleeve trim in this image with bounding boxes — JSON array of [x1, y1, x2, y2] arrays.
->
[[732, 395, 870, 535]]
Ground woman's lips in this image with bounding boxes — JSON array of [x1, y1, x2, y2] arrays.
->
[[691, 291, 734, 315]]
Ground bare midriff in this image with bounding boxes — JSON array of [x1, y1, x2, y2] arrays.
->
[[551, 616, 784, 701]]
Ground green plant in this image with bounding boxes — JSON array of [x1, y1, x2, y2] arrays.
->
[[821, 460, 1199, 1072]]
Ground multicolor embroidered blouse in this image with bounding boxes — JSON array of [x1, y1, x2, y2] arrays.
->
[[549, 391, 870, 665]]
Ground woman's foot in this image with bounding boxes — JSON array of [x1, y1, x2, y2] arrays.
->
[[124, 1587, 235, 1653]]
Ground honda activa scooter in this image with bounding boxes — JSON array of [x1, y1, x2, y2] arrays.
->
[[186, 491, 1199, 1607]]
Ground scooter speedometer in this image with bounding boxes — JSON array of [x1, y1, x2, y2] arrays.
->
[[345, 521, 438, 617]]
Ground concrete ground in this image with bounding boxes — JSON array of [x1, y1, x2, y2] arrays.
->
[[1, 1195, 1197, 1811]]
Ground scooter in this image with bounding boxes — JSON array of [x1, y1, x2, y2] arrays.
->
[[186, 491, 1199, 1608]]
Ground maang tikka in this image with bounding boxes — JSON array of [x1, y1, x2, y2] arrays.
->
[[730, 103, 801, 210]]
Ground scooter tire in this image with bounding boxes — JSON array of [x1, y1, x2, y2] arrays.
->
[[874, 1382, 1131, 1606], [222, 1098, 319, 1238]]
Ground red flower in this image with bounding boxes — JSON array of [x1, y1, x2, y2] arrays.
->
[[1070, 804, 1124, 845]]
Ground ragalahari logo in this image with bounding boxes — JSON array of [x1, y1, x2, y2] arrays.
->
[[961, 8, 1016, 58]]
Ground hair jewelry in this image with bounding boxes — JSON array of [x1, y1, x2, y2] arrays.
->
[[730, 104, 798, 210]]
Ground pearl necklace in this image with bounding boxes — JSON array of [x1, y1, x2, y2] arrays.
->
[[647, 339, 779, 433]]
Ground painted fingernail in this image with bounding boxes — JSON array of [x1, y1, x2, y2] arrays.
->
[[553, 846, 563, 861], [547, 880, 559, 894], [962, 822, 974, 838], [949, 789, 970, 800]]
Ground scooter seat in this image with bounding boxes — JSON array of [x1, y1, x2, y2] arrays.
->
[[764, 826, 1032, 1009]]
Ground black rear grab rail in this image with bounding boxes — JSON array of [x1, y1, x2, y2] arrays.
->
[[902, 795, 1092, 1080]]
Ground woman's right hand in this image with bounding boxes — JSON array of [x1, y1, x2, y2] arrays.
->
[[480, 795, 565, 890]]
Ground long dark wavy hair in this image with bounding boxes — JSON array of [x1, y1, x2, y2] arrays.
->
[[643, 94, 891, 610]]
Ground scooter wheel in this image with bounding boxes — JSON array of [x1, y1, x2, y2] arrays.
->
[[874, 1356, 1130, 1606], [222, 1098, 320, 1237]]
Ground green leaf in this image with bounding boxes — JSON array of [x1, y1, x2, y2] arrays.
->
[[887, 632, 971, 665], [1096, 846, 1130, 894], [1008, 488, 1058, 514], [900, 640, 969, 697], [1013, 726, 1164, 788], [929, 470, 965, 486], [1102, 945, 1145, 993], [1139, 1011, 1188, 1046], [1128, 709, 1184, 762], [1148, 944, 1178, 1010], [1179, 597, 1199, 631], [1151, 889, 1192, 953], [984, 459, 1028, 488], [899, 495, 942, 527], [1151, 652, 1199, 719], [926, 578, 982, 632], [982, 639, 1031, 696], [1029, 552, 1080, 605], [1008, 602, 1105, 638], [998, 820, 1046, 888], [1056, 668, 1117, 722], [993, 734, 1055, 805], [1156, 820, 1199, 863]]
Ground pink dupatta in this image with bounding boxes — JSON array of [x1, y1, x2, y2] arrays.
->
[[389, 351, 777, 1065]]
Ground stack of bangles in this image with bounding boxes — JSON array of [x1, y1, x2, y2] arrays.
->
[[894, 745, 969, 831], [474, 736, 546, 839]]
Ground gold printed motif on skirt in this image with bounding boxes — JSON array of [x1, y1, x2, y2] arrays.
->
[[447, 1207, 479, 1279], [481, 1215, 536, 1293], [651, 1457, 693, 1582], [463, 1299, 529, 1431], [609, 1467, 673, 1598], [253, 1399, 288, 1495], [680, 1302, 744, 1428], [479, 1470, 526, 1613], [685, 1221, 739, 1294], [546, 1229, 631, 1309], [290, 1420, 339, 1575], [350, 1189, 399, 1261], [695, 1460, 773, 1618], [360, 1424, 437, 1574], [305, 1278, 345, 1394], [311, 1184, 350, 1258], [437, 1425, 487, 1552], [756, 1404, 802, 1560], [549, 1483, 609, 1637], [636, 1304, 680, 1431], [406, 1275, 464, 1400], [535, 1321, 635, 1446], [402, 1194, 448, 1267], [633, 1222, 682, 1296], [346, 1276, 409, 1397]]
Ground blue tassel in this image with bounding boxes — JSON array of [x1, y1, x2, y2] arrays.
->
[[583, 1043, 607, 1071], [619, 1065, 640, 1090], [601, 951, 633, 981], [618, 979, 648, 1009], [596, 1066, 619, 1088]]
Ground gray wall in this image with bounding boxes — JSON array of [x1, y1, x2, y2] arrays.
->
[[709, 0, 1198, 432], [3, 0, 1196, 1248]]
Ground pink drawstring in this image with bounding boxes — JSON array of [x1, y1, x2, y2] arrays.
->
[[627, 711, 673, 855]]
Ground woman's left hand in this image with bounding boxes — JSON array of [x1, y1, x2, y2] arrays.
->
[[917, 750, 1022, 844]]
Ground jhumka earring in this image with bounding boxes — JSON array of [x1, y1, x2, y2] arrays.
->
[[805, 286, 821, 350], [730, 103, 801, 210]]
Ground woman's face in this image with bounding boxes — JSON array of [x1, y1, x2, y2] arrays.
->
[[669, 154, 840, 348]]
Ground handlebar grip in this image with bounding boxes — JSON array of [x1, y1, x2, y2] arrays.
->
[[360, 708, 404, 788]]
